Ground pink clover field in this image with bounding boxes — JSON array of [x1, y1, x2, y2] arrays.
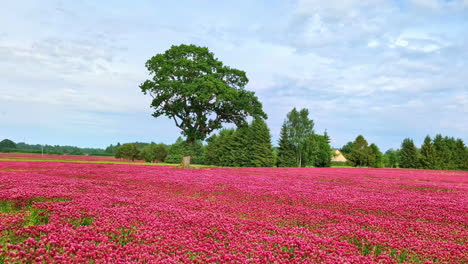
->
[[0, 158, 467, 263]]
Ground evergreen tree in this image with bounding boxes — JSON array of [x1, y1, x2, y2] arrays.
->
[[400, 138, 419, 168], [454, 139, 468, 170], [217, 129, 237, 166], [231, 125, 251, 167], [277, 123, 296, 167], [248, 118, 275, 167], [205, 134, 221, 166], [323, 130, 331, 144], [419, 136, 436, 169]]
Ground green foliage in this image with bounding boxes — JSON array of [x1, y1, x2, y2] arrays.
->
[[369, 143, 384, 168], [276, 123, 296, 167], [165, 137, 205, 165], [140, 44, 267, 145], [277, 108, 315, 167], [0, 139, 16, 151], [347, 135, 373, 167], [276, 108, 332, 167], [430, 134, 467, 170], [140, 143, 168, 163], [419, 136, 436, 169], [11, 142, 107, 155], [248, 118, 275, 167], [400, 138, 419, 169], [340, 141, 354, 157], [303, 134, 332, 167], [204, 119, 275, 167], [384, 149, 400, 168], [105, 143, 120, 154], [115, 143, 141, 161]]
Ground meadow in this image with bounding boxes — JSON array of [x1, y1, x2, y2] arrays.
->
[[0, 154, 466, 263]]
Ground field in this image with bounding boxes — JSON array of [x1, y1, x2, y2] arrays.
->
[[0, 155, 467, 263]]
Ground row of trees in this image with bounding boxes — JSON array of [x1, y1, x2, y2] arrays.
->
[[111, 108, 332, 168], [400, 135, 467, 170], [0, 139, 109, 155], [205, 118, 275, 167], [114, 143, 168, 162], [340, 134, 467, 170]]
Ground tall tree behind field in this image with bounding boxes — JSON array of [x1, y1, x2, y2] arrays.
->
[[277, 123, 296, 167], [140, 44, 266, 167], [231, 125, 251, 167], [205, 130, 235, 166], [0, 139, 16, 151], [304, 134, 332, 167], [384, 149, 400, 168], [454, 139, 468, 170], [347, 135, 372, 167], [369, 143, 384, 168], [248, 118, 275, 167], [400, 138, 419, 168], [278, 108, 314, 167], [140, 143, 168, 163], [115, 143, 141, 161], [419, 136, 436, 169]]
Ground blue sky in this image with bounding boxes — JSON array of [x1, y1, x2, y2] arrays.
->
[[1, 0, 467, 151]]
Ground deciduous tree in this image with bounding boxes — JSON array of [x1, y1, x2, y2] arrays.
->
[[140, 44, 266, 167]]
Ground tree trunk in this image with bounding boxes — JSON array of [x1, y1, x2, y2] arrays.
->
[[180, 156, 191, 168], [179, 140, 194, 168]]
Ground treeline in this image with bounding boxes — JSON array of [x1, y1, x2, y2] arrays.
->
[[111, 108, 333, 167], [399, 135, 468, 170], [340, 134, 468, 170], [0, 139, 109, 156]]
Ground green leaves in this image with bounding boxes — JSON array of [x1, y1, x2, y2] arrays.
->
[[346, 135, 382, 168], [140, 44, 266, 144], [277, 108, 315, 167], [115, 144, 141, 161]]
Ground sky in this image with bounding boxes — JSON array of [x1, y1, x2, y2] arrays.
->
[[1, 0, 467, 151]]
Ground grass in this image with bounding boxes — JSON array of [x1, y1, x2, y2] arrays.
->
[[69, 216, 94, 228]]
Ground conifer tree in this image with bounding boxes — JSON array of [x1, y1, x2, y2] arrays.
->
[[400, 138, 419, 168], [231, 125, 251, 167], [277, 123, 296, 167], [217, 129, 237, 166], [419, 136, 436, 169], [248, 118, 275, 167]]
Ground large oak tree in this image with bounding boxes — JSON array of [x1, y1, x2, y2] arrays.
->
[[140, 44, 266, 167]]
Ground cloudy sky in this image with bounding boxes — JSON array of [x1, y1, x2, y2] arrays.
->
[[1, 0, 467, 150]]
